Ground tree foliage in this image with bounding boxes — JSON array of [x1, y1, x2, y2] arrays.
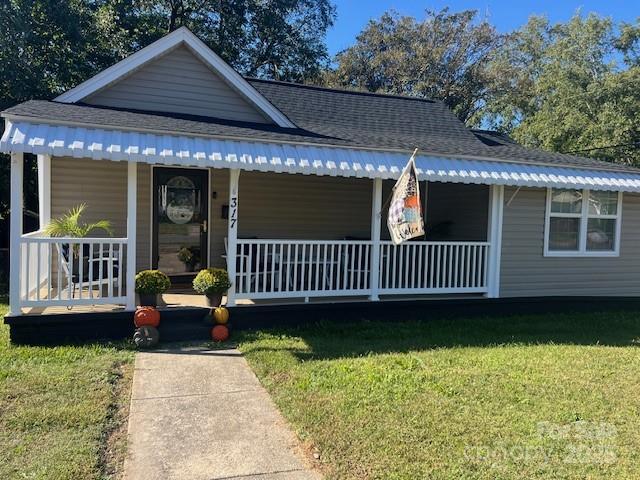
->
[[325, 9, 501, 123], [483, 13, 640, 165], [103, 0, 336, 81], [0, 0, 127, 110]]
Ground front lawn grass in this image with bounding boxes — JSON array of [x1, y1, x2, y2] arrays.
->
[[0, 302, 134, 479], [238, 311, 640, 479]]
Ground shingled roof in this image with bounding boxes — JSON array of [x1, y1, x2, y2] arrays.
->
[[2, 77, 636, 173]]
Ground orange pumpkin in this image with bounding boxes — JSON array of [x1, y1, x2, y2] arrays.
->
[[211, 325, 229, 342], [213, 307, 229, 325], [134, 306, 160, 328]]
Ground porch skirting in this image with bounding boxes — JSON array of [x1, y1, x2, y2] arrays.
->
[[7, 296, 640, 345]]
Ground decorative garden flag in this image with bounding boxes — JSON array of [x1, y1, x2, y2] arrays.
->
[[387, 150, 424, 245]]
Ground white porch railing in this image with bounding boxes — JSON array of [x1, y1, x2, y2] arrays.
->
[[234, 239, 490, 300], [19, 234, 129, 308], [235, 240, 372, 299], [378, 241, 489, 294]]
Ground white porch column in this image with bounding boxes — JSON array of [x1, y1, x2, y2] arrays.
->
[[369, 178, 383, 301], [37, 154, 51, 229], [226, 169, 240, 306], [9, 153, 24, 316], [486, 184, 504, 298], [126, 161, 137, 310]]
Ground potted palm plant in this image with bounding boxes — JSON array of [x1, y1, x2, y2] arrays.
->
[[44, 203, 113, 274], [135, 270, 171, 307], [192, 268, 231, 307]]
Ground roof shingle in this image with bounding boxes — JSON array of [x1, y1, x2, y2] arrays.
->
[[2, 78, 637, 173]]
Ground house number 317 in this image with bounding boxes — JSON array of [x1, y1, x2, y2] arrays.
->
[[230, 196, 238, 228]]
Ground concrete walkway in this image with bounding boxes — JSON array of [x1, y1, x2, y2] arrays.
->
[[123, 347, 321, 480]]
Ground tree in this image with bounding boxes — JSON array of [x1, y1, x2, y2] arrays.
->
[[105, 0, 337, 81], [483, 13, 640, 165], [325, 8, 501, 123], [0, 0, 131, 110]]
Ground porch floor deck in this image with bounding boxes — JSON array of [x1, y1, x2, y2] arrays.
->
[[20, 291, 486, 316]]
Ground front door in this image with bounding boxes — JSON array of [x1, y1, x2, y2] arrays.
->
[[153, 168, 208, 277]]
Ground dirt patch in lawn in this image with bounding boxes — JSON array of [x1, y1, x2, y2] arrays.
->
[[98, 360, 134, 479]]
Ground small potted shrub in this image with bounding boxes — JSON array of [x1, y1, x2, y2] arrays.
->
[[135, 270, 171, 307], [193, 268, 231, 307]]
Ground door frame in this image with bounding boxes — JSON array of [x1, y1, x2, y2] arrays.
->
[[151, 165, 211, 278]]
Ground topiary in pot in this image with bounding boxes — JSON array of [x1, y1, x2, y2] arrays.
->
[[135, 270, 171, 307], [193, 268, 231, 307]]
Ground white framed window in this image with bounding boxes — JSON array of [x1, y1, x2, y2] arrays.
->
[[544, 188, 622, 257]]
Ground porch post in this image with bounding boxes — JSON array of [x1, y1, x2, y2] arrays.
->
[[126, 161, 137, 310], [9, 152, 24, 316], [37, 154, 51, 229], [226, 169, 240, 306], [486, 184, 504, 298], [369, 178, 382, 301]]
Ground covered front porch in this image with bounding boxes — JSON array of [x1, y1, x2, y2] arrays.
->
[[224, 169, 503, 305], [8, 152, 503, 315]]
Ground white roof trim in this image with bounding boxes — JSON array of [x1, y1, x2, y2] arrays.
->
[[4, 119, 640, 192], [54, 27, 296, 128], [4, 112, 632, 174]]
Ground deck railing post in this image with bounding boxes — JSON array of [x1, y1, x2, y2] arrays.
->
[[126, 161, 137, 310], [37, 154, 51, 229], [37, 155, 52, 295], [9, 152, 24, 316], [486, 184, 504, 298], [369, 178, 382, 301], [226, 169, 240, 306]]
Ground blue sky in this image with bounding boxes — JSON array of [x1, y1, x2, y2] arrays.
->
[[327, 1, 639, 55]]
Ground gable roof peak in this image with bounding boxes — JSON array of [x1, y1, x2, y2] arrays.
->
[[55, 27, 295, 128]]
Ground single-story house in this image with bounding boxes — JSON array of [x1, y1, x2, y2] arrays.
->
[[4, 27, 640, 318]]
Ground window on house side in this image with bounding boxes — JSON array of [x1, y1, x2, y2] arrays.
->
[[545, 188, 622, 256]]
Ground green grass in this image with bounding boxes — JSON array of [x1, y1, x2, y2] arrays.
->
[[238, 312, 640, 479], [0, 302, 134, 479]]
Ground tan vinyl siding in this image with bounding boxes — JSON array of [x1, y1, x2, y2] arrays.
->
[[500, 186, 640, 297], [85, 46, 270, 123], [50, 157, 151, 272], [209, 170, 373, 268]]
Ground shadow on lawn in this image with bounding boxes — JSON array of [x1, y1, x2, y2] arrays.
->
[[239, 311, 640, 360]]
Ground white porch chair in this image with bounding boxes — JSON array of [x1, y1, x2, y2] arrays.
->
[[56, 243, 120, 306], [226, 237, 288, 293]]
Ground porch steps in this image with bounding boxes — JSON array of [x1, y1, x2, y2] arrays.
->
[[157, 307, 212, 341]]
